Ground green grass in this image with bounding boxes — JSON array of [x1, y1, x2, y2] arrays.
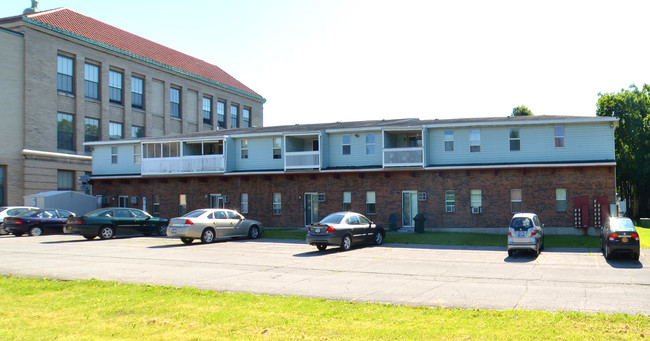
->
[[264, 229, 602, 248], [1, 276, 648, 340], [637, 225, 650, 249]]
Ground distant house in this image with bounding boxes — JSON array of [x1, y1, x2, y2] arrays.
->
[[0, 8, 264, 206], [86, 115, 618, 230]]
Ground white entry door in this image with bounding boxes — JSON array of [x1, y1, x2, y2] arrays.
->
[[402, 191, 418, 228]]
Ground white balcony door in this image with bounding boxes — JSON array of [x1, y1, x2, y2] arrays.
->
[[402, 191, 418, 228]]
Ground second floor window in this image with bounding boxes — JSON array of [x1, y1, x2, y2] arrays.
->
[[109, 122, 123, 140], [217, 100, 226, 128], [470, 129, 481, 152], [366, 133, 376, 155], [84, 117, 99, 153], [170, 87, 181, 118], [243, 107, 251, 128], [109, 70, 123, 104], [57, 170, 75, 190], [241, 139, 248, 159], [131, 76, 144, 109], [510, 128, 520, 151], [273, 137, 282, 159], [444, 130, 454, 151], [57, 112, 74, 151], [203, 97, 212, 125], [111, 147, 118, 164], [231, 104, 239, 128], [342, 135, 351, 155], [57, 55, 74, 95], [84, 63, 99, 99], [555, 126, 565, 148]]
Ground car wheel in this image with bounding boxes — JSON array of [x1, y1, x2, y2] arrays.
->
[[201, 228, 215, 243], [83, 235, 95, 240], [158, 224, 168, 236], [180, 237, 194, 244], [28, 226, 43, 236], [605, 244, 612, 260], [99, 226, 114, 240], [341, 235, 352, 251], [248, 226, 260, 239], [316, 244, 327, 251], [374, 231, 384, 245]]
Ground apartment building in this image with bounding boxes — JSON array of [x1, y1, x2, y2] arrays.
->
[[87, 115, 618, 230], [0, 8, 264, 205]]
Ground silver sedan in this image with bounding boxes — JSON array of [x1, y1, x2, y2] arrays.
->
[[167, 209, 263, 244]]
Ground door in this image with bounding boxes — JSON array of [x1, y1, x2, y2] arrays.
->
[[304, 193, 319, 226], [402, 191, 418, 228], [209, 194, 225, 208]]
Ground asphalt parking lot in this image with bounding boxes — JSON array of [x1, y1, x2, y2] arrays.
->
[[1, 234, 648, 315]]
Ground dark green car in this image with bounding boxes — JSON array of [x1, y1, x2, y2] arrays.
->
[[64, 207, 168, 240]]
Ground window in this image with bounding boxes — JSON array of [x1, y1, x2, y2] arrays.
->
[[131, 125, 144, 138], [111, 147, 118, 164], [445, 190, 455, 213], [152, 195, 160, 215], [510, 128, 520, 151], [170, 87, 181, 118], [273, 137, 282, 159], [109, 70, 123, 104], [471, 189, 482, 208], [556, 188, 567, 212], [366, 133, 375, 155], [343, 192, 351, 211], [511, 189, 522, 213], [241, 193, 249, 213], [273, 193, 282, 215], [366, 191, 376, 215], [133, 145, 141, 164], [444, 130, 454, 151], [555, 126, 565, 148], [230, 104, 239, 128], [209, 194, 221, 208], [470, 129, 480, 152], [0, 166, 5, 206], [84, 117, 99, 153], [143, 143, 162, 158], [118, 196, 128, 208], [84, 63, 99, 99], [162, 142, 180, 157], [57, 113, 74, 151], [179, 194, 187, 215], [131, 76, 144, 109], [109, 122, 123, 140], [57, 170, 75, 190], [342, 134, 351, 155], [203, 97, 212, 125], [57, 55, 74, 94], [241, 139, 248, 159], [243, 107, 251, 128], [217, 100, 226, 128]]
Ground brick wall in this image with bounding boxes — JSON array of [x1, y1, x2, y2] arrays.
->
[[91, 165, 616, 229]]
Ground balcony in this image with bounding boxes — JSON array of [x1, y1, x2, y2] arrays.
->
[[285, 151, 320, 170], [142, 154, 225, 175], [383, 147, 424, 167]]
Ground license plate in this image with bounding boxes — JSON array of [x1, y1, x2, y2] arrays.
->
[[516, 231, 525, 237], [622, 237, 628, 243], [315, 228, 321, 233], [171, 228, 177, 234]]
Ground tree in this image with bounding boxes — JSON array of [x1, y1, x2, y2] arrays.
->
[[596, 84, 650, 219], [511, 105, 534, 116]]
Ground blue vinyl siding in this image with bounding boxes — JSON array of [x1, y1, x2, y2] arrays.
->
[[232, 136, 284, 171], [91, 144, 140, 175], [320, 132, 329, 169], [327, 131, 382, 168]]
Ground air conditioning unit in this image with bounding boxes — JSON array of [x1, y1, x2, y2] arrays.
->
[[446, 205, 455, 213], [418, 192, 427, 201], [131, 196, 138, 204], [471, 206, 482, 214], [318, 193, 326, 202], [222, 195, 230, 203]]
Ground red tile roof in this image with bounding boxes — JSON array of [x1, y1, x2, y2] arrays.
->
[[20, 8, 263, 100]]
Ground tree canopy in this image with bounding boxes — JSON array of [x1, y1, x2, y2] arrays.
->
[[511, 105, 534, 116], [596, 84, 650, 219]]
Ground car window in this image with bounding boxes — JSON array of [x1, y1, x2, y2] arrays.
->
[[613, 219, 636, 232], [57, 210, 73, 218], [347, 215, 360, 225], [320, 214, 345, 224], [130, 209, 148, 218], [227, 211, 240, 219], [114, 209, 131, 218], [510, 217, 533, 228], [533, 216, 540, 227], [359, 215, 371, 225], [213, 211, 227, 219]]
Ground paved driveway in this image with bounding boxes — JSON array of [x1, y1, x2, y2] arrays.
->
[[0, 235, 648, 315]]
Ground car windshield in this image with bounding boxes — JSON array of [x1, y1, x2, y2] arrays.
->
[[510, 217, 533, 228], [612, 219, 636, 232], [183, 210, 207, 218], [320, 214, 345, 224]]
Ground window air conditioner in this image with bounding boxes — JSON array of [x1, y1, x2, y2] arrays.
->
[[471, 206, 482, 214], [222, 195, 230, 203], [446, 205, 455, 213]]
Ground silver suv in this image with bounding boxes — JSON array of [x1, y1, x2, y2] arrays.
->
[[508, 213, 544, 256]]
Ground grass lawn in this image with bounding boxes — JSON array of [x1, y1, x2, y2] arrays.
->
[[1, 276, 648, 340], [637, 225, 650, 249]]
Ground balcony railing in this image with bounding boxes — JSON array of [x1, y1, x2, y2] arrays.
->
[[383, 147, 424, 167], [285, 151, 320, 170], [141, 155, 225, 175]]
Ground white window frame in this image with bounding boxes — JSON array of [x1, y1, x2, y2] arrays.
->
[[365, 133, 376, 155], [366, 191, 376, 215], [470, 129, 480, 152], [272, 193, 282, 215], [343, 192, 352, 211], [445, 190, 455, 213], [511, 189, 522, 213], [555, 126, 565, 148], [509, 128, 520, 151], [241, 139, 248, 159], [556, 188, 567, 212], [241, 193, 249, 213], [342, 134, 351, 155]]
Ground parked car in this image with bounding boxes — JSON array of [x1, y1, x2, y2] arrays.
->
[[600, 217, 640, 260], [0, 206, 39, 235], [167, 209, 263, 244], [306, 211, 385, 251], [64, 207, 168, 240], [507, 213, 544, 256], [4, 209, 75, 236]]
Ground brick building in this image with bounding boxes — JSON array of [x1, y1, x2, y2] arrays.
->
[[87, 115, 618, 230], [0, 7, 264, 205]]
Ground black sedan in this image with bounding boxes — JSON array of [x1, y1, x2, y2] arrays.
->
[[4, 209, 75, 236], [306, 212, 385, 251], [64, 207, 168, 240], [601, 217, 640, 260]]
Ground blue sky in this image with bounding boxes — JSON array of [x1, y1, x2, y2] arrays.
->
[[2, 0, 649, 126]]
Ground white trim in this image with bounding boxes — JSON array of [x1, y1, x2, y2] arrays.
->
[[21, 149, 91, 161]]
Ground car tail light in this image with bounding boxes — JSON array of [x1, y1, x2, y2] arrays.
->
[[608, 233, 618, 241], [326, 225, 336, 233], [67, 217, 85, 224], [14, 219, 23, 225], [632, 233, 639, 241], [184, 219, 194, 225], [530, 230, 536, 236], [508, 231, 513, 236], [307, 227, 311, 233]]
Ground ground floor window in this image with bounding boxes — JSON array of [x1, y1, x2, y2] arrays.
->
[[0, 165, 5, 206], [152, 195, 160, 215], [57, 170, 75, 190], [179, 194, 187, 215], [343, 192, 351, 211], [117, 195, 128, 207], [241, 193, 249, 213], [445, 190, 455, 212], [511, 189, 522, 213], [556, 188, 567, 212], [273, 193, 281, 215], [366, 191, 376, 215], [471, 189, 482, 213]]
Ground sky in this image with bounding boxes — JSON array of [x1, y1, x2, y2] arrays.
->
[[2, 0, 650, 127]]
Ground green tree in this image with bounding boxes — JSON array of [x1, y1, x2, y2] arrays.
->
[[596, 84, 650, 219], [511, 105, 534, 116]]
